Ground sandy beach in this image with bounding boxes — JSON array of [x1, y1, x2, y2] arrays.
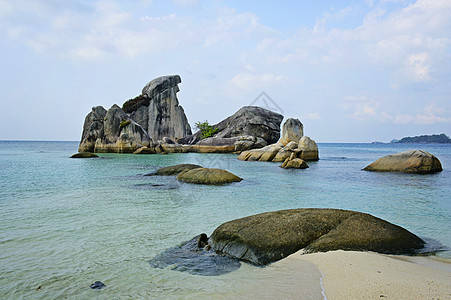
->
[[293, 250, 451, 300]]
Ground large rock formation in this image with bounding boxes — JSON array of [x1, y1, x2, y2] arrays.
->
[[208, 208, 425, 265], [79, 105, 152, 153], [78, 106, 107, 152], [363, 150, 443, 174], [79, 75, 192, 153], [125, 75, 192, 141], [279, 118, 303, 146], [178, 106, 283, 151]]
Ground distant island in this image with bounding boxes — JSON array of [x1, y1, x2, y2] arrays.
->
[[391, 134, 450, 144]]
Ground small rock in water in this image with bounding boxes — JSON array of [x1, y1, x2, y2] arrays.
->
[[197, 233, 209, 248], [90, 281, 106, 289]]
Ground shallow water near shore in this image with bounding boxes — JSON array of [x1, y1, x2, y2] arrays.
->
[[0, 141, 450, 298]]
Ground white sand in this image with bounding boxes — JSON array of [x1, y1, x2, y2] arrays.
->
[[294, 250, 451, 300]]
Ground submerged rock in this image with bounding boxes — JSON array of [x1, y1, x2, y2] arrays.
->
[[145, 164, 203, 176], [70, 152, 99, 158], [176, 168, 243, 185], [90, 281, 106, 289], [209, 208, 425, 265], [363, 150, 443, 174], [149, 234, 241, 276]]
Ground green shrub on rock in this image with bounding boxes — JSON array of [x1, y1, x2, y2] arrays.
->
[[195, 120, 218, 139]]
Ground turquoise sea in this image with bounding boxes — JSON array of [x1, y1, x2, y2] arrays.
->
[[1, 141, 450, 299]]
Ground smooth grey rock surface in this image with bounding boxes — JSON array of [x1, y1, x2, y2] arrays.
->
[[178, 106, 283, 146], [129, 75, 192, 141], [79, 105, 152, 153], [79, 106, 107, 152], [363, 150, 443, 174], [209, 208, 425, 265]]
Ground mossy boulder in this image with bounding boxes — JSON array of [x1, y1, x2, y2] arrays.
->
[[176, 168, 243, 185], [70, 152, 99, 158], [145, 164, 203, 176], [363, 150, 443, 174], [209, 208, 425, 265]]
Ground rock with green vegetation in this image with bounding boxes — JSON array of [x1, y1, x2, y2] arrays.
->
[[178, 106, 284, 146], [176, 168, 243, 185], [146, 164, 203, 176], [363, 150, 443, 174], [70, 152, 99, 158], [94, 105, 153, 153], [280, 158, 309, 169], [209, 208, 425, 265], [395, 134, 451, 144], [194, 121, 218, 139]]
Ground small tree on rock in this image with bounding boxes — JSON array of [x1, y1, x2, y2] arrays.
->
[[195, 120, 218, 139]]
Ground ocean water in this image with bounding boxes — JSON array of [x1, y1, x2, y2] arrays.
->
[[0, 141, 450, 299]]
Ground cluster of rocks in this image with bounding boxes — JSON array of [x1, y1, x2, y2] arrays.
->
[[78, 75, 288, 154], [79, 75, 191, 153], [132, 105, 284, 155], [237, 118, 318, 169]]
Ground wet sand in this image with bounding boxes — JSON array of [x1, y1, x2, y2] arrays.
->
[[295, 250, 451, 299]]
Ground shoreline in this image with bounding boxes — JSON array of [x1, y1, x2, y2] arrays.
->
[[293, 250, 451, 299]]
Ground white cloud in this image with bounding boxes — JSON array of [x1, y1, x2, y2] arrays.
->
[[394, 104, 451, 124], [172, 0, 201, 7], [230, 73, 285, 89], [301, 113, 321, 120]]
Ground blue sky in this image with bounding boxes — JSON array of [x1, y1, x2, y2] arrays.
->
[[0, 0, 450, 142]]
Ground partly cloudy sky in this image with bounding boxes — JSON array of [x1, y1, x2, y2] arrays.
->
[[0, 0, 450, 142]]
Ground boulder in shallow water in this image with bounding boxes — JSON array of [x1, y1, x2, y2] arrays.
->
[[70, 152, 99, 158], [363, 150, 443, 174], [145, 164, 203, 176], [176, 168, 243, 185], [133, 146, 157, 154], [298, 136, 319, 161], [280, 158, 309, 169], [209, 208, 425, 265]]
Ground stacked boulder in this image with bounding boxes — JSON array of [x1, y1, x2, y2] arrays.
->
[[237, 118, 319, 167], [79, 75, 191, 153]]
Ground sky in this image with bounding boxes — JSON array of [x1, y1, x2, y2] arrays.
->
[[0, 0, 450, 142]]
